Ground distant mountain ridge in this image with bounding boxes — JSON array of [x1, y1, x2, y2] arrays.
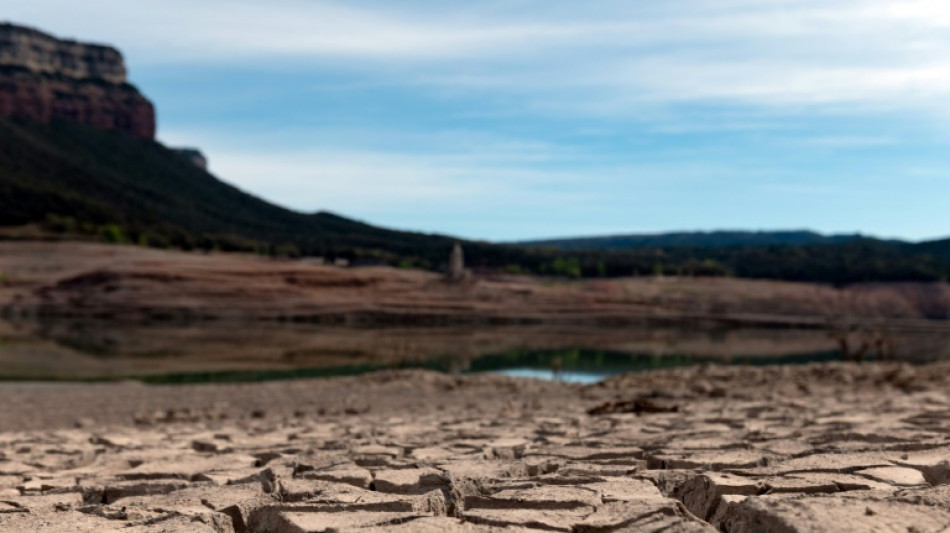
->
[[519, 230, 882, 250]]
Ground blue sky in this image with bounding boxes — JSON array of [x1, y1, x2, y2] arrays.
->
[[6, 0, 950, 241]]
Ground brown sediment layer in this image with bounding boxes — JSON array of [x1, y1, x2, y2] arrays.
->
[[4, 241, 949, 328], [0, 362, 949, 531]]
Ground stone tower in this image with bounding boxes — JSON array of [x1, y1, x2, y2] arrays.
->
[[447, 243, 465, 282]]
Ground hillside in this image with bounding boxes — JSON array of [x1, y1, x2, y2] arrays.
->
[[908, 237, 950, 260], [517, 230, 950, 283], [0, 117, 492, 266]]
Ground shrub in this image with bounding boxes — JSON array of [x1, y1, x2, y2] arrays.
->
[[99, 224, 127, 244]]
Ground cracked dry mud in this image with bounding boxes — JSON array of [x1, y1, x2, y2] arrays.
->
[[1, 362, 950, 532]]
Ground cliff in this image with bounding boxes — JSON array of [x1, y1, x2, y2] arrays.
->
[[0, 23, 154, 138]]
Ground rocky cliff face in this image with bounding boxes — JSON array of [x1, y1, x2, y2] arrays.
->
[[0, 23, 154, 138]]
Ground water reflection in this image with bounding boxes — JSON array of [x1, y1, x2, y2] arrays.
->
[[0, 318, 948, 382], [493, 369, 606, 384]]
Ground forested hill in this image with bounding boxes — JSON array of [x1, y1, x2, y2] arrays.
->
[[0, 118, 501, 268], [516, 230, 950, 282], [2, 117, 950, 283], [520, 231, 872, 250]]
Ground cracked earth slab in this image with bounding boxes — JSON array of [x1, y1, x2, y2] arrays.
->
[[1, 362, 950, 532]]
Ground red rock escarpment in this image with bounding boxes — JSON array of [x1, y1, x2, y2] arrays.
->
[[0, 23, 155, 138]]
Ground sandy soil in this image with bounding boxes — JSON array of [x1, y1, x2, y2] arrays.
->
[[4, 241, 949, 326], [1, 362, 949, 532]]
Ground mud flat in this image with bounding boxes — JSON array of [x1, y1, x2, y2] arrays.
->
[[1, 361, 949, 532]]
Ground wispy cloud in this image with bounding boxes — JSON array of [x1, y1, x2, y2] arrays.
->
[[158, 125, 744, 239], [11, 0, 950, 115], [788, 135, 897, 149], [159, 126, 601, 212]]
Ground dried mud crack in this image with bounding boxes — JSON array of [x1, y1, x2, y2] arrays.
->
[[1, 362, 950, 532]]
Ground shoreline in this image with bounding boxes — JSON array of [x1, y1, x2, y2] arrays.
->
[[0, 360, 943, 431]]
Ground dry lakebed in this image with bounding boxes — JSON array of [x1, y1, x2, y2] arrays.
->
[[0, 362, 948, 532]]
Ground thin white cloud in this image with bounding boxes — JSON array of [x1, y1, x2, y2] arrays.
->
[[158, 126, 729, 231], [5, 0, 628, 61], [196, 147, 596, 214], [788, 135, 897, 149], [9, 0, 950, 116]]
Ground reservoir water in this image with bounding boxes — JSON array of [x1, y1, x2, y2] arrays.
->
[[1, 319, 947, 383]]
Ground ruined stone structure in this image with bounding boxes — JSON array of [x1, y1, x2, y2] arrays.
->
[[447, 243, 466, 282], [0, 23, 155, 138]]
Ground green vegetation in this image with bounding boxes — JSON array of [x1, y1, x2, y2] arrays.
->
[[3, 117, 950, 284], [549, 257, 582, 279], [504, 264, 525, 275]]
